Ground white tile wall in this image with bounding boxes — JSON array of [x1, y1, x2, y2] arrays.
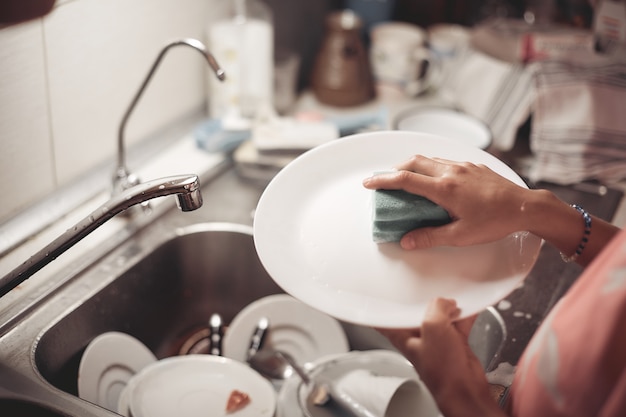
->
[[0, 20, 55, 222], [0, 0, 217, 223]]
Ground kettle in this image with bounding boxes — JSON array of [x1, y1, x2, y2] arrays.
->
[[311, 10, 375, 107]]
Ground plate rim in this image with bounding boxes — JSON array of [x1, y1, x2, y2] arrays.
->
[[222, 294, 349, 364], [77, 331, 157, 408], [128, 354, 277, 417], [394, 106, 493, 149]]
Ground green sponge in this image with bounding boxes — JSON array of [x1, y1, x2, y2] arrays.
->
[[372, 189, 452, 243]]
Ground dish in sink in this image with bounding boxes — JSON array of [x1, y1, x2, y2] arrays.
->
[[78, 331, 157, 411]]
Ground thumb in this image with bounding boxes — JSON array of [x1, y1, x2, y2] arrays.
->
[[400, 225, 454, 250]]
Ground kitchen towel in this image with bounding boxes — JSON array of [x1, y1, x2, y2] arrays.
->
[[444, 47, 534, 152], [528, 51, 626, 185]]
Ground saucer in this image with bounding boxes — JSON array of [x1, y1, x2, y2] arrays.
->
[[78, 331, 157, 411], [222, 294, 349, 366], [395, 107, 492, 149]]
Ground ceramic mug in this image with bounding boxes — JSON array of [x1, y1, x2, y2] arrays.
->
[[333, 369, 440, 417], [369, 22, 441, 98]]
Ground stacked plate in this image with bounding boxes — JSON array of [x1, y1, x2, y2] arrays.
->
[[77, 295, 352, 416], [222, 294, 349, 366], [78, 332, 275, 417], [118, 355, 276, 417]]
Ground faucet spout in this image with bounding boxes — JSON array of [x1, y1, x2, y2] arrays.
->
[[113, 38, 225, 194], [0, 174, 203, 298]]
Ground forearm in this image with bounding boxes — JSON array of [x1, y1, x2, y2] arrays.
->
[[518, 188, 620, 267]]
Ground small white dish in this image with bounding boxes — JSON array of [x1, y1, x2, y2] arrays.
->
[[222, 294, 349, 366], [127, 355, 276, 417], [78, 331, 157, 411], [277, 350, 441, 417], [395, 107, 492, 149], [254, 131, 542, 328]]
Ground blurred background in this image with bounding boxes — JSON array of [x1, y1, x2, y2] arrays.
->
[[0, 0, 620, 227]]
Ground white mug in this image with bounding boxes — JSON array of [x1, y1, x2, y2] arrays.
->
[[333, 369, 440, 417], [370, 22, 441, 98]]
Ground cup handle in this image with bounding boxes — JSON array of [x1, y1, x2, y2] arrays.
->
[[406, 48, 442, 96]]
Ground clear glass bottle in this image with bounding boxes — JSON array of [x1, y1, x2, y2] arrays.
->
[[206, 0, 273, 120]]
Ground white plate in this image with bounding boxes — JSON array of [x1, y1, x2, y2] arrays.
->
[[277, 350, 440, 417], [117, 382, 132, 416], [222, 294, 349, 366], [395, 107, 492, 149], [128, 355, 276, 417], [254, 131, 542, 328], [78, 331, 157, 411]]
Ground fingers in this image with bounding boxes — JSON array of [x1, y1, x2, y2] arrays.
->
[[362, 155, 470, 207], [399, 222, 459, 250], [395, 155, 450, 175], [362, 168, 427, 193], [362, 155, 444, 192], [455, 314, 478, 340], [424, 297, 461, 324], [375, 327, 421, 356]]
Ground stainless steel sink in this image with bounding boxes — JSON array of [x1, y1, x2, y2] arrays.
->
[[35, 223, 284, 396], [0, 399, 67, 417], [0, 168, 507, 416]]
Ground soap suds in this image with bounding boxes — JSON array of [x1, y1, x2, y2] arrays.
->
[[497, 300, 512, 310]]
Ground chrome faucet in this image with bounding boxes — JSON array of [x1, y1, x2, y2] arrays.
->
[[0, 174, 203, 298], [113, 38, 226, 195], [0, 39, 225, 298]]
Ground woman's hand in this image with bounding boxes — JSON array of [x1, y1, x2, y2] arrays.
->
[[378, 298, 506, 417], [362, 155, 620, 266], [363, 155, 534, 250]]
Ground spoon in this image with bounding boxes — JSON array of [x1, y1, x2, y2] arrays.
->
[[248, 349, 331, 405], [249, 349, 381, 417]]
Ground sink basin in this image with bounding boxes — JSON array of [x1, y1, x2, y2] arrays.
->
[[33, 221, 506, 400], [34, 223, 286, 397]]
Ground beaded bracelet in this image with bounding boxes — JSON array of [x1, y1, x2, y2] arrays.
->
[[560, 204, 592, 263]]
